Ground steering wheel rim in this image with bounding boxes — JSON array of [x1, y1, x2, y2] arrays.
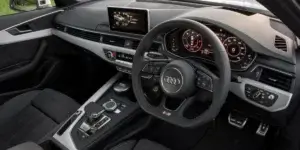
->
[[132, 18, 231, 128]]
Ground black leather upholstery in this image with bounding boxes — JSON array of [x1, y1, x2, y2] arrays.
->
[[111, 139, 170, 150], [0, 89, 79, 149]]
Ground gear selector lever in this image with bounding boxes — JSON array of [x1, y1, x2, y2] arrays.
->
[[78, 103, 111, 139]]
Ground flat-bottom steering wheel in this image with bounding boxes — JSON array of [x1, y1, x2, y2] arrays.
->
[[132, 18, 231, 128]]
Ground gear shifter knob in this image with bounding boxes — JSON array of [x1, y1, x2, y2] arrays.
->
[[87, 112, 102, 124]]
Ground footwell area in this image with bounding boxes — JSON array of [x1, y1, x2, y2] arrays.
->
[[191, 116, 266, 150], [144, 112, 267, 150]]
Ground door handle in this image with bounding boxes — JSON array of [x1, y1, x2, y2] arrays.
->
[[7, 24, 34, 35], [14, 28, 33, 34]]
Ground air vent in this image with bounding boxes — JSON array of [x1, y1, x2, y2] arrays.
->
[[54, 23, 65, 32], [102, 35, 125, 47], [274, 36, 287, 52], [65, 27, 101, 42], [259, 68, 292, 91], [132, 41, 161, 51], [132, 40, 140, 50]]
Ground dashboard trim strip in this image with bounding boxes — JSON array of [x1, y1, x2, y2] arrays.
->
[[2, 10, 63, 31], [58, 23, 143, 40], [0, 29, 52, 45]]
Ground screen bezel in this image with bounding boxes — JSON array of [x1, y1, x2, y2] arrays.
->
[[108, 7, 150, 35]]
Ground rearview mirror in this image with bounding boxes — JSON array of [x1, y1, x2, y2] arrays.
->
[[10, 0, 52, 12]]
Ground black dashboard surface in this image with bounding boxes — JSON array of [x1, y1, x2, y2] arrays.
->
[[55, 0, 296, 68]]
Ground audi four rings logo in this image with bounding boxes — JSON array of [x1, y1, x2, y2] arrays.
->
[[163, 76, 181, 85]]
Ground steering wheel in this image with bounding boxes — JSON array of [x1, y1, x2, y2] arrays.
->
[[132, 18, 231, 128]]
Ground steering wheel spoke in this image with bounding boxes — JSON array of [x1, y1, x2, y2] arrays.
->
[[141, 52, 170, 76], [143, 52, 171, 62], [177, 97, 195, 116], [195, 68, 219, 92], [157, 96, 194, 118], [189, 60, 218, 92]]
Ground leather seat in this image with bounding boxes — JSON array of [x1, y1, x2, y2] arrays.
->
[[0, 89, 80, 149], [111, 139, 170, 150]]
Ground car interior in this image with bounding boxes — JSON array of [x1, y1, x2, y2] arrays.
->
[[1, 0, 300, 150]]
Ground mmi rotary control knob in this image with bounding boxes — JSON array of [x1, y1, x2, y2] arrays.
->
[[102, 99, 117, 112]]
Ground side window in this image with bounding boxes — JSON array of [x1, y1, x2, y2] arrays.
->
[[0, 0, 55, 16]]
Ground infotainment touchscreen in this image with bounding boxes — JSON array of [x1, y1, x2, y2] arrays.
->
[[108, 7, 149, 34]]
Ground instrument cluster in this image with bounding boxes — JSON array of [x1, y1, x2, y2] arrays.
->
[[165, 24, 256, 71]]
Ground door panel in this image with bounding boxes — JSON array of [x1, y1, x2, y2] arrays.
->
[[0, 40, 39, 70], [0, 40, 47, 83], [0, 8, 62, 45], [0, 7, 59, 30], [0, 7, 63, 104]]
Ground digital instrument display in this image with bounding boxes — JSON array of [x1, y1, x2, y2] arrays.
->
[[108, 7, 149, 34], [165, 24, 256, 71]]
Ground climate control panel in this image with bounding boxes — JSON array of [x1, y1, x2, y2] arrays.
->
[[104, 49, 134, 63], [245, 84, 278, 107]]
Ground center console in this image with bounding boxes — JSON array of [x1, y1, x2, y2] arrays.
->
[[52, 73, 139, 150]]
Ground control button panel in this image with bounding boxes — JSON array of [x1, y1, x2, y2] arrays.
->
[[245, 84, 278, 107], [116, 52, 133, 62], [104, 49, 116, 60], [104, 49, 134, 65], [101, 99, 127, 115], [102, 99, 118, 112], [196, 70, 213, 92]]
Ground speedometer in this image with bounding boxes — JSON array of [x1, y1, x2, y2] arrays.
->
[[223, 37, 247, 62], [182, 29, 203, 52]]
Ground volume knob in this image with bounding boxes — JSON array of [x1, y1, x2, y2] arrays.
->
[[106, 51, 115, 60]]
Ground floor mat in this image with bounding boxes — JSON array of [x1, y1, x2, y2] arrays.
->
[[191, 117, 266, 150], [146, 121, 210, 150]]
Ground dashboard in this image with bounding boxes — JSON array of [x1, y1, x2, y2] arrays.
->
[[165, 24, 256, 71], [52, 0, 297, 117]]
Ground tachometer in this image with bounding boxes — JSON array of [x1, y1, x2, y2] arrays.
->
[[182, 29, 203, 52], [223, 37, 247, 62]]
